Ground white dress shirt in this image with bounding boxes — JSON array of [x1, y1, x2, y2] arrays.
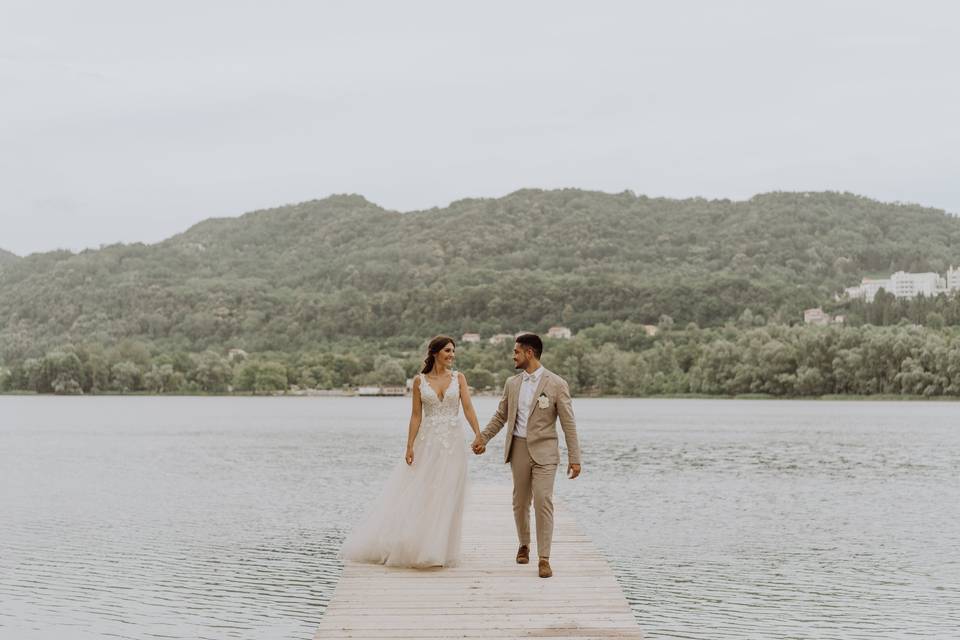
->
[[513, 366, 544, 438]]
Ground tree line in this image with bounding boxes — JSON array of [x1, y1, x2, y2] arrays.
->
[[4, 320, 959, 397]]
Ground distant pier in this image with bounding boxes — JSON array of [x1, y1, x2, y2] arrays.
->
[[316, 484, 644, 639]]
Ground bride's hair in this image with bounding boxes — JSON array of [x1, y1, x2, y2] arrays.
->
[[421, 335, 456, 374]]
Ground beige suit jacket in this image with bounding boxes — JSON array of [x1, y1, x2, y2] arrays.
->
[[480, 368, 581, 466]]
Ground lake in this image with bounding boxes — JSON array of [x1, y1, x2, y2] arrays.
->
[[1, 396, 958, 639]]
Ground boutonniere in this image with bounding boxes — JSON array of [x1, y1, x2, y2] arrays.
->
[[537, 393, 550, 409]]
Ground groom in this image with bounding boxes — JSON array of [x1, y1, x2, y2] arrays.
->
[[471, 333, 581, 578]]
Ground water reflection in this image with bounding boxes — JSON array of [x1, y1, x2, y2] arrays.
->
[[1, 397, 958, 639]]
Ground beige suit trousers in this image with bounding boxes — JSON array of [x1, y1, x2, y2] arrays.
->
[[509, 437, 558, 558]]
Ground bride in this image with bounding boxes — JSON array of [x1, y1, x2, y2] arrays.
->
[[340, 335, 483, 568]]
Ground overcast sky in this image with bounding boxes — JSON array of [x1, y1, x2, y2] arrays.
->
[[2, 1, 958, 256]]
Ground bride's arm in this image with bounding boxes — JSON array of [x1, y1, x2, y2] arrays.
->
[[458, 372, 482, 437], [405, 377, 424, 464]]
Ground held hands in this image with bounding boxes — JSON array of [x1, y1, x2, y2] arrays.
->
[[471, 435, 486, 455], [567, 463, 581, 480]]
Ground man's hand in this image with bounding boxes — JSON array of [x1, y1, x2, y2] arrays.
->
[[471, 436, 486, 455], [567, 463, 581, 479]]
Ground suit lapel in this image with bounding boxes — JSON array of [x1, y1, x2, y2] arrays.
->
[[527, 368, 551, 420], [509, 375, 521, 425]]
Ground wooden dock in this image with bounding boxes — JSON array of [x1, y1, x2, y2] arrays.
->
[[316, 484, 643, 639]]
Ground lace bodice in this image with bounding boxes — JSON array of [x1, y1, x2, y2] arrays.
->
[[416, 370, 462, 453]]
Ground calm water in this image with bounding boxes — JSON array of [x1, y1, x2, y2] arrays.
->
[[1, 396, 958, 639]]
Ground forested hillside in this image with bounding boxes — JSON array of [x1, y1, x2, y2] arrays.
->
[[0, 248, 19, 266], [2, 189, 959, 367]]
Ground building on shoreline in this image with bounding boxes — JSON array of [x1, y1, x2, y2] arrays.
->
[[356, 385, 406, 396]]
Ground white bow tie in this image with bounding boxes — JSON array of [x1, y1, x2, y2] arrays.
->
[[522, 372, 536, 382]]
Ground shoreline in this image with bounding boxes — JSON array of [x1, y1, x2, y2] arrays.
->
[[1, 390, 957, 401]]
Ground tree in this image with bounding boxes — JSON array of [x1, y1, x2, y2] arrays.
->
[[464, 367, 494, 391], [234, 362, 260, 392], [795, 366, 826, 396], [254, 362, 288, 394], [372, 357, 406, 386], [190, 351, 231, 392], [144, 364, 185, 393], [111, 361, 142, 392], [37, 351, 83, 394]]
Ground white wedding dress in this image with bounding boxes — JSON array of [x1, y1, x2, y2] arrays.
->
[[341, 369, 468, 568]]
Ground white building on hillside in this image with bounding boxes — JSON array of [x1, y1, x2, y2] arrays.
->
[[547, 326, 573, 339], [948, 266, 960, 290], [844, 277, 890, 302], [888, 271, 942, 298], [461, 332, 481, 344], [844, 268, 957, 302]]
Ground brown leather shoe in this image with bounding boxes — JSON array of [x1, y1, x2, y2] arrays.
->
[[538, 558, 552, 578], [516, 544, 530, 564]]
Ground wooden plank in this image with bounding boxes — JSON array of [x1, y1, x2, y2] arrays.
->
[[316, 484, 643, 640]]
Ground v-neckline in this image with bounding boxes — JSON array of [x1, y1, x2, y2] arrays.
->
[[424, 370, 454, 402]]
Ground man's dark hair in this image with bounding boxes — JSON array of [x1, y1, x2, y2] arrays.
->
[[515, 333, 543, 359]]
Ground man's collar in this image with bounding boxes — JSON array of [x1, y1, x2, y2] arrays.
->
[[521, 366, 544, 381]]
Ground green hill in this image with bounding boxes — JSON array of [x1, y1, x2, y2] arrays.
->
[[0, 248, 19, 266], [1, 189, 958, 363]]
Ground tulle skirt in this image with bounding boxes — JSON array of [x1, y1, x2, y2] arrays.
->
[[341, 426, 469, 568]]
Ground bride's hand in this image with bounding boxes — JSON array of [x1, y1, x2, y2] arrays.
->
[[471, 435, 485, 455], [405, 446, 414, 465]]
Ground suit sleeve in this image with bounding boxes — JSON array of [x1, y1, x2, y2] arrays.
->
[[480, 379, 510, 444], [557, 378, 581, 464]]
